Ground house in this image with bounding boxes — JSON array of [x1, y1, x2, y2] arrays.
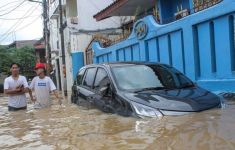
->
[[48, 0, 125, 94], [8, 40, 38, 49], [34, 38, 46, 63]]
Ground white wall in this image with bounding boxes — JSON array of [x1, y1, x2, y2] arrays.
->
[[63, 0, 123, 94], [66, 0, 77, 17], [63, 30, 94, 93], [49, 19, 59, 52], [70, 34, 92, 52], [76, 0, 121, 30], [49, 0, 123, 95]]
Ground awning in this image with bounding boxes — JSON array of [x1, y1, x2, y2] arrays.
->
[[94, 0, 156, 21]]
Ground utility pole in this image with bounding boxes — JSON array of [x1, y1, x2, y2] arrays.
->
[[58, 0, 67, 96], [59, 0, 65, 65], [42, 0, 51, 72], [28, 0, 51, 71]]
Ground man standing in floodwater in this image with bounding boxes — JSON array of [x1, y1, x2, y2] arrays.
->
[[29, 63, 61, 108], [4, 63, 29, 111]]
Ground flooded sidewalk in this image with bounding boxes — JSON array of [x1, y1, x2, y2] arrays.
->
[[0, 94, 235, 150]]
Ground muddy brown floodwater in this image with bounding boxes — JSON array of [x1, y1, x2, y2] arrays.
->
[[0, 94, 235, 150]]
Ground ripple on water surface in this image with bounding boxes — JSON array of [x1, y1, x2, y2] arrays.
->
[[0, 95, 235, 150]]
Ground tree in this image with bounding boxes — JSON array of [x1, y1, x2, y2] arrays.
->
[[0, 46, 36, 77], [0, 46, 14, 74]]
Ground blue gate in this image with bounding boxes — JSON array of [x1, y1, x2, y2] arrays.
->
[[92, 0, 235, 92]]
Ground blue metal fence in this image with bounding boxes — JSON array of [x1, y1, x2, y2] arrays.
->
[[92, 0, 235, 92]]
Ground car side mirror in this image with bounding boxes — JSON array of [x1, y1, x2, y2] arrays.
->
[[99, 86, 109, 97], [72, 85, 79, 91]]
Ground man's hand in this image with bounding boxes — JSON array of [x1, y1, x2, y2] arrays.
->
[[58, 98, 62, 105], [28, 89, 34, 103], [31, 97, 36, 103], [5, 87, 25, 95], [57, 96, 63, 105], [16, 87, 28, 95], [15, 85, 26, 93], [53, 90, 63, 105]]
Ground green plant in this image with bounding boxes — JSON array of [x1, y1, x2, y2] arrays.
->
[[0, 46, 36, 76]]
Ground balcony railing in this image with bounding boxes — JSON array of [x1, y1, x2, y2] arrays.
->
[[108, 32, 131, 46], [93, 35, 112, 47], [94, 29, 132, 48], [160, 0, 222, 24], [174, 9, 190, 20], [193, 0, 222, 13]]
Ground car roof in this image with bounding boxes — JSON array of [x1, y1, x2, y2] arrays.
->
[[83, 62, 167, 68]]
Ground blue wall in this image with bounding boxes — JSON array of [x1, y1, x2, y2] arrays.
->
[[92, 0, 235, 92], [72, 52, 84, 79]]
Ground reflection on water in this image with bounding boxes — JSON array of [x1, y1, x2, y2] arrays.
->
[[0, 94, 235, 150]]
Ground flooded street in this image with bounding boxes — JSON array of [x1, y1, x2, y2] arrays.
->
[[0, 94, 235, 150]]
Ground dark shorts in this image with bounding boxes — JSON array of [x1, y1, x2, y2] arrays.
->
[[8, 106, 27, 111]]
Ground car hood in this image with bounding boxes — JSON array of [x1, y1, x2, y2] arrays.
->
[[122, 87, 221, 112]]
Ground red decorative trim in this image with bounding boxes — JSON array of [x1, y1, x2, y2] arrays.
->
[[34, 44, 45, 49], [93, 0, 129, 21]]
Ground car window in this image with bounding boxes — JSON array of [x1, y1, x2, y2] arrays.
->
[[76, 69, 85, 85], [112, 65, 163, 90], [83, 68, 97, 88], [177, 73, 194, 86], [94, 68, 110, 89], [111, 65, 193, 91], [156, 67, 176, 88]]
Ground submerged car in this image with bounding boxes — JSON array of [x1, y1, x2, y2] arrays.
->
[[71, 62, 221, 118]]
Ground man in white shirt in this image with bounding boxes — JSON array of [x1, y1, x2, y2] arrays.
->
[[29, 63, 61, 108], [4, 63, 29, 111]]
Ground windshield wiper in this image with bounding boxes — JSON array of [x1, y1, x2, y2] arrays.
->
[[134, 87, 169, 93]]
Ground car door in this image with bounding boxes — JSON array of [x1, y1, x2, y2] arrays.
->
[[92, 67, 115, 112], [77, 67, 97, 107], [71, 68, 86, 103], [92, 67, 132, 115]]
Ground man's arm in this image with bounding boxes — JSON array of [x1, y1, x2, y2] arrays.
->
[[3, 78, 18, 95], [53, 90, 62, 105], [53, 90, 59, 98], [4, 77, 28, 96], [5, 86, 29, 96], [28, 89, 35, 102], [4, 88, 22, 95], [28, 77, 36, 102], [4, 79, 22, 96], [49, 77, 62, 104]]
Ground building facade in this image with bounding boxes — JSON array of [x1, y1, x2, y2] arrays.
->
[[34, 38, 46, 63], [92, 0, 235, 92], [48, 0, 124, 94]]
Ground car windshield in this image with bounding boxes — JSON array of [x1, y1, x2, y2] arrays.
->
[[111, 64, 194, 91]]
